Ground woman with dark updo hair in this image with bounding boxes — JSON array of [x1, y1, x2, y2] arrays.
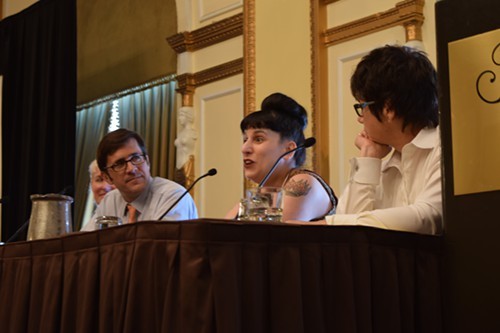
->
[[225, 92, 337, 221]]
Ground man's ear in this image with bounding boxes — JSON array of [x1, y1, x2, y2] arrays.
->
[[383, 104, 396, 122]]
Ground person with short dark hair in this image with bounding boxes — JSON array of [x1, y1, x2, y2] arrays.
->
[[225, 92, 337, 221], [81, 128, 197, 231], [289, 45, 442, 235]]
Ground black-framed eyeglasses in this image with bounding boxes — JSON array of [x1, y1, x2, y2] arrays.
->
[[105, 154, 146, 172], [353, 101, 375, 117]]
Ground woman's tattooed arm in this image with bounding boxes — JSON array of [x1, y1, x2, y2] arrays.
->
[[284, 178, 311, 197]]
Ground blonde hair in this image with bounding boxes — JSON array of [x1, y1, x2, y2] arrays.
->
[[88, 159, 98, 178]]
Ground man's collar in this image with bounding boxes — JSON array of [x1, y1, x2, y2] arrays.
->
[[410, 126, 439, 149], [127, 177, 154, 213], [383, 126, 439, 171]]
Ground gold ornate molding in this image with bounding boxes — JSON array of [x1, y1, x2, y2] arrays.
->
[[242, 0, 256, 191], [167, 13, 244, 53], [244, 0, 256, 116], [323, 0, 425, 46], [176, 58, 244, 105], [310, 0, 329, 178]]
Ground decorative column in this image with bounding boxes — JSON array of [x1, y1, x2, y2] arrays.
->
[[174, 103, 197, 189]]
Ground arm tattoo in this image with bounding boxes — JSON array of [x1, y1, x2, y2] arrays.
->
[[284, 178, 311, 197]]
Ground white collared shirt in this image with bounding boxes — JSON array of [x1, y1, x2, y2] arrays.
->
[[326, 127, 442, 235], [81, 177, 198, 231]]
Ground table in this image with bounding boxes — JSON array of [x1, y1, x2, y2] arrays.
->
[[0, 219, 443, 333]]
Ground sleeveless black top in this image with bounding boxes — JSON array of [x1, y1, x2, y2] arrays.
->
[[283, 168, 337, 220]]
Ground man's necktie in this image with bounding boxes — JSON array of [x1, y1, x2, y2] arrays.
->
[[127, 204, 138, 223]]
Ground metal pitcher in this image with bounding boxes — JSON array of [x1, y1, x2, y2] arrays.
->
[[27, 194, 73, 240]]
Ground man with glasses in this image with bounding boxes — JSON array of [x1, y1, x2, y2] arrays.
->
[[81, 128, 198, 231], [289, 45, 442, 235]]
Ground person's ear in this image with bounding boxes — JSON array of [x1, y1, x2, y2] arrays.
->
[[383, 104, 396, 122], [283, 141, 297, 161]]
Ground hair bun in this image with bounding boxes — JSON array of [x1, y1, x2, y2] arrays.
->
[[261, 93, 307, 130]]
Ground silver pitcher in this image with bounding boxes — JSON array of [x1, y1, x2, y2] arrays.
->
[[27, 194, 73, 240]]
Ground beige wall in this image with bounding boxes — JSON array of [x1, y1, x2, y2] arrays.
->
[[2, 0, 36, 18], [254, 0, 312, 137]]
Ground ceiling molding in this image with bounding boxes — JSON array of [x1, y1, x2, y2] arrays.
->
[[167, 13, 243, 53], [323, 0, 425, 47], [176, 58, 244, 96], [322, 0, 340, 4]]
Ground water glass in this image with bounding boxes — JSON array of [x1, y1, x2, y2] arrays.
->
[[95, 216, 122, 230], [244, 187, 284, 222]]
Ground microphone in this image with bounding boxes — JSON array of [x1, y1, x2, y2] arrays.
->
[[258, 137, 316, 187], [158, 168, 217, 220]]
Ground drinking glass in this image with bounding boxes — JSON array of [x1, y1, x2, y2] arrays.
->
[[244, 187, 283, 222], [95, 216, 122, 230]]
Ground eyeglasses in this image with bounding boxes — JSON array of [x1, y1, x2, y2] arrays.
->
[[105, 154, 146, 172], [353, 101, 375, 117]]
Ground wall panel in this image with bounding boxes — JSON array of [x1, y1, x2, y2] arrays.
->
[[195, 74, 244, 218], [191, 0, 242, 28], [198, 0, 242, 23]]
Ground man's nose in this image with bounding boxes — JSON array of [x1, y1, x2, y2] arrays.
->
[[125, 160, 138, 172]]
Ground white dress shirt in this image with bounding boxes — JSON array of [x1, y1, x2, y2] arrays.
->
[[326, 127, 442, 235], [81, 177, 198, 231]]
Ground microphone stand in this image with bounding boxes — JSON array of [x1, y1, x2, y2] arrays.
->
[[258, 137, 316, 187], [158, 168, 217, 220], [5, 218, 30, 243]]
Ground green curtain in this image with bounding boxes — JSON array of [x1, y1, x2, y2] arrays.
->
[[119, 81, 177, 180], [75, 103, 110, 229]]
